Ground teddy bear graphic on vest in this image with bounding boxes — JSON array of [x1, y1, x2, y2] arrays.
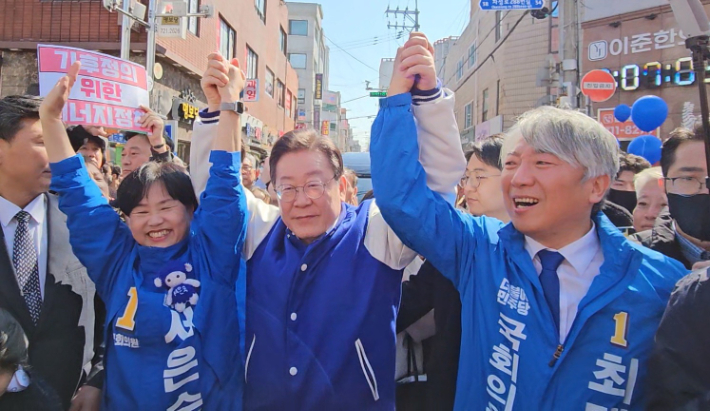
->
[[154, 261, 201, 313]]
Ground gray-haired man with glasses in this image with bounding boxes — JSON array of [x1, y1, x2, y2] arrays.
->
[[633, 124, 710, 269]]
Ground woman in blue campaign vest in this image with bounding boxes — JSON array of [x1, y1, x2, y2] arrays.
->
[[38, 54, 247, 410]]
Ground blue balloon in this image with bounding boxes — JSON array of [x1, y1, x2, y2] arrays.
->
[[614, 104, 631, 122], [627, 135, 663, 165], [631, 96, 668, 132]]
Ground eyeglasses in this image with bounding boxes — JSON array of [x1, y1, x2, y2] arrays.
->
[[276, 177, 335, 202], [241, 165, 254, 172], [460, 173, 501, 188], [664, 176, 710, 196]]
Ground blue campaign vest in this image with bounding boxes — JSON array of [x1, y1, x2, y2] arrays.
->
[[244, 201, 402, 410]]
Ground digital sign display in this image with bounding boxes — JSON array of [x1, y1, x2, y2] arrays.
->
[[602, 57, 710, 91]]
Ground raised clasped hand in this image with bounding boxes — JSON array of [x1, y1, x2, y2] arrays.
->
[[387, 32, 437, 96]]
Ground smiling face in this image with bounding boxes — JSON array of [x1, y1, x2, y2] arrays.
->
[[463, 154, 506, 221], [274, 150, 346, 244], [501, 139, 609, 248], [125, 182, 193, 247]]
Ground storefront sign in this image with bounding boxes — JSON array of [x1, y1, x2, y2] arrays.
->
[[297, 109, 306, 121], [321, 121, 329, 136], [315, 74, 323, 100], [37, 45, 150, 132], [171, 99, 199, 125], [598, 108, 659, 140], [598, 57, 710, 92], [588, 29, 688, 62], [314, 104, 320, 128], [243, 79, 259, 102]]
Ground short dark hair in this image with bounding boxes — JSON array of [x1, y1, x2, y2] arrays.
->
[[361, 189, 375, 201], [0, 309, 29, 373], [124, 131, 150, 145], [269, 129, 343, 183], [467, 134, 505, 170], [111, 165, 122, 177], [618, 153, 650, 176], [0, 95, 42, 142], [115, 161, 198, 216], [661, 124, 705, 176]]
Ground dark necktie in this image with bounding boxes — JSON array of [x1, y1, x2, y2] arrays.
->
[[537, 249, 565, 336], [13, 211, 42, 324]]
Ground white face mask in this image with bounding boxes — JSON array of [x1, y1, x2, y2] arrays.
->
[[5, 366, 30, 393]]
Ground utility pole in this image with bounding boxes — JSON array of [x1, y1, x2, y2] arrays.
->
[[104, 0, 212, 95], [385, 0, 420, 32], [119, 0, 132, 60], [558, 0, 580, 108]]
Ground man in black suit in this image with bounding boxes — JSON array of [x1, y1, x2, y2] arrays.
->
[[0, 95, 103, 410]]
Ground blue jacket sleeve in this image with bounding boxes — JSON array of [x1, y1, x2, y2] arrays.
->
[[49, 155, 133, 301], [370, 93, 484, 290], [191, 151, 247, 286]]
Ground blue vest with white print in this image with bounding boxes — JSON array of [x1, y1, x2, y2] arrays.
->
[[244, 200, 401, 410]]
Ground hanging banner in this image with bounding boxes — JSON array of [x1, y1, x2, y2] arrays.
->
[[243, 79, 259, 102], [321, 121, 330, 136], [38, 44, 150, 132], [315, 74, 323, 100]]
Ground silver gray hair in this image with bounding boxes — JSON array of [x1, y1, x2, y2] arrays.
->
[[501, 106, 620, 181], [243, 152, 258, 168]]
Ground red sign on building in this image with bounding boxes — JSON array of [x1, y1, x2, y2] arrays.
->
[[581, 70, 617, 102]]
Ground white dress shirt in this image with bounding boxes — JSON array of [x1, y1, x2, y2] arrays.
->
[[525, 223, 604, 343], [0, 194, 48, 298]]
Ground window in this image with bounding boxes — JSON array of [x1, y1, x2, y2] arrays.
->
[[289, 53, 307, 69], [456, 59, 464, 80], [255, 0, 266, 23], [297, 88, 306, 104], [188, 0, 199, 36], [276, 80, 285, 107], [246, 46, 258, 79], [289, 20, 308, 36], [468, 44, 476, 68], [465, 103, 472, 129], [265, 67, 274, 98], [330, 122, 336, 132], [280, 27, 287, 55], [482, 89, 490, 122], [219, 18, 236, 60], [286, 90, 293, 117], [495, 11, 503, 42]]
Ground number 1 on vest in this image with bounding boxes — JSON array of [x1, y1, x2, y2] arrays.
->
[[610, 311, 629, 348], [116, 287, 138, 331]]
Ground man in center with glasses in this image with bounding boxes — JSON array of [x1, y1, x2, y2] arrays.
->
[[188, 34, 465, 410], [633, 124, 710, 269]]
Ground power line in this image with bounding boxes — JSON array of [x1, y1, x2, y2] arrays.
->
[[341, 94, 371, 104], [453, 11, 530, 92], [324, 34, 380, 73], [443, 10, 514, 87]]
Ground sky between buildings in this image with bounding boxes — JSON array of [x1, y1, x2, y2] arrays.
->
[[315, 0, 471, 150]]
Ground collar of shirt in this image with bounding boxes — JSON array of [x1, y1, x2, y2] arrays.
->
[[0, 194, 46, 228], [524, 222, 600, 276], [674, 222, 710, 265]]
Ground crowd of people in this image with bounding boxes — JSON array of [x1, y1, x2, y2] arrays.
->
[[0, 31, 709, 411]]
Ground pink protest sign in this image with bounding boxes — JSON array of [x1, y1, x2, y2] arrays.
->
[[38, 45, 150, 132]]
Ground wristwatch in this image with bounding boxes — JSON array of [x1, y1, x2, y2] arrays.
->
[[220, 101, 245, 114]]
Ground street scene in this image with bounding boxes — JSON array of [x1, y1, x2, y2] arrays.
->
[[1, 0, 710, 410]]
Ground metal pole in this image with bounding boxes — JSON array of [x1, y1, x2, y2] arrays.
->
[[146, 0, 157, 97], [120, 0, 132, 60], [415, 0, 420, 31], [688, 35, 710, 185]]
